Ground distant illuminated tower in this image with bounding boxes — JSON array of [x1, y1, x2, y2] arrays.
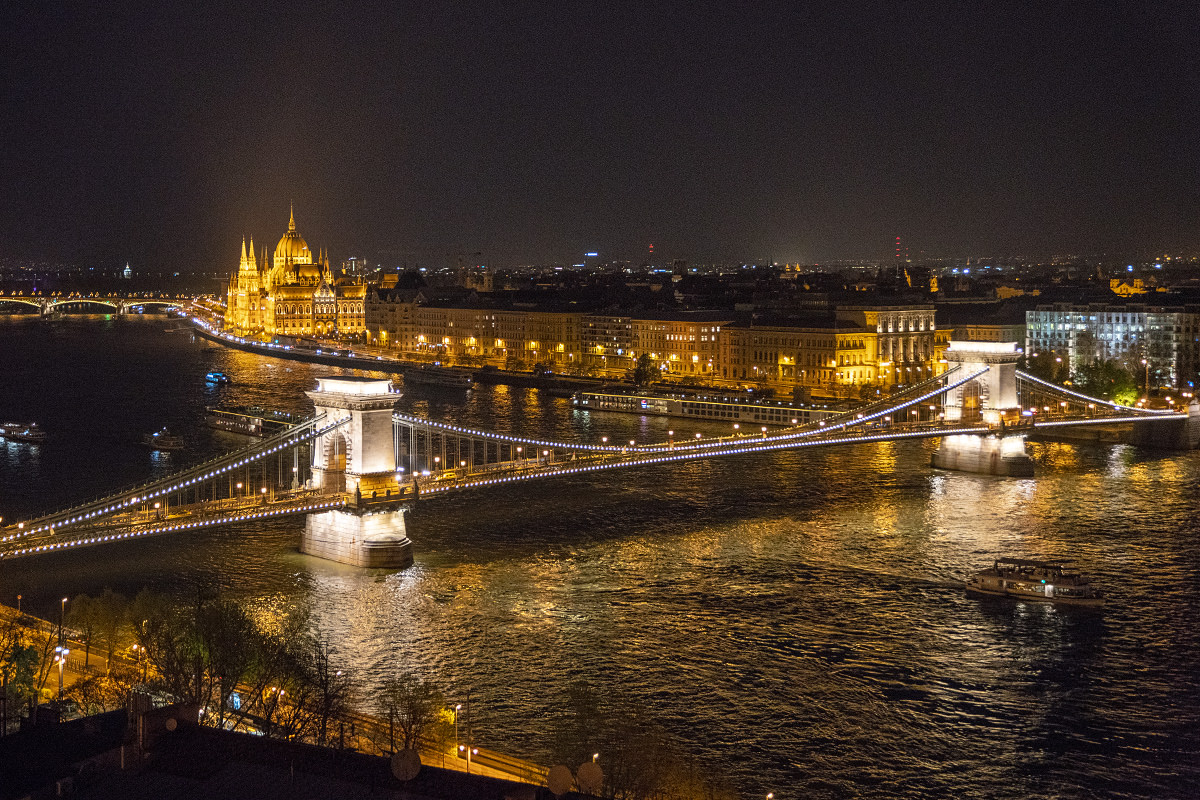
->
[[122, 262, 132, 279]]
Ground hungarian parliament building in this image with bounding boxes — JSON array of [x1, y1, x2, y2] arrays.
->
[[224, 207, 365, 337]]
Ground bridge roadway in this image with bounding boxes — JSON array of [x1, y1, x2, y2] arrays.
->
[[0, 359, 1185, 562], [0, 408, 1179, 561], [0, 490, 349, 559]]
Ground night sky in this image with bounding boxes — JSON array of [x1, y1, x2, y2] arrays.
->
[[2, 2, 1198, 269]]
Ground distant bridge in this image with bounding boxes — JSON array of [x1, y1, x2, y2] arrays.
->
[[1, 342, 1194, 567], [0, 294, 186, 315]]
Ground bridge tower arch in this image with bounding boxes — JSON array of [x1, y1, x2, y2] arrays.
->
[[933, 341, 1034, 476], [302, 376, 412, 568]]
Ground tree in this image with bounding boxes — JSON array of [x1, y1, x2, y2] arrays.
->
[[372, 672, 447, 753], [1021, 350, 1069, 384], [550, 681, 737, 800], [309, 637, 354, 748], [0, 616, 42, 731], [196, 598, 259, 730], [93, 588, 130, 672], [1073, 358, 1138, 405], [630, 354, 658, 389], [65, 593, 99, 668]]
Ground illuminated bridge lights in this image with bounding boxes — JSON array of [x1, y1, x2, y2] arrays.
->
[[3, 365, 1187, 560], [9, 415, 348, 538]]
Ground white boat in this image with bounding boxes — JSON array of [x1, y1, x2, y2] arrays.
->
[[966, 558, 1103, 607], [0, 422, 47, 443], [142, 428, 185, 451]]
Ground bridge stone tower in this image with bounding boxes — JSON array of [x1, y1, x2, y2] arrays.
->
[[932, 342, 1034, 477], [301, 376, 412, 568]]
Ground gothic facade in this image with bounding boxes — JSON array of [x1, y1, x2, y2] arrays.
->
[[225, 207, 366, 338]]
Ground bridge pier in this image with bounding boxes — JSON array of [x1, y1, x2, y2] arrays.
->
[[932, 341, 1033, 477], [301, 376, 414, 568], [931, 434, 1034, 477], [302, 506, 413, 569], [1129, 401, 1200, 450]]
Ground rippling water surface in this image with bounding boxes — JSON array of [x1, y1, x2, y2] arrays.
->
[[1, 316, 1198, 798]]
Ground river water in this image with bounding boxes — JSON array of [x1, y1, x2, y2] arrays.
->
[[1, 315, 1197, 798]]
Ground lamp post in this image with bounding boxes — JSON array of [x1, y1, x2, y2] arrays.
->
[[454, 703, 462, 759], [54, 646, 69, 703], [59, 597, 68, 648]]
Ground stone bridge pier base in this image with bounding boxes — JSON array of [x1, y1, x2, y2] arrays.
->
[[931, 434, 1034, 477], [301, 506, 414, 569], [932, 341, 1033, 476], [302, 375, 413, 568], [1129, 402, 1200, 450]]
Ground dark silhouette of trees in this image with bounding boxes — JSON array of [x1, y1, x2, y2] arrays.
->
[[550, 680, 736, 800], [631, 354, 658, 389], [371, 672, 448, 753], [1073, 358, 1138, 405]]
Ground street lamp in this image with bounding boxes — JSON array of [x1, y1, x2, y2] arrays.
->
[[455, 704, 462, 756], [55, 645, 69, 702], [60, 597, 68, 647]]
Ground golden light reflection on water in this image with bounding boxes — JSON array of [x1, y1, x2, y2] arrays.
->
[[5, 317, 1200, 798]]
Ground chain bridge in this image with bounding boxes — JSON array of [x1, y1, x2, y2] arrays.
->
[[0, 294, 185, 316], [2, 343, 1195, 568]]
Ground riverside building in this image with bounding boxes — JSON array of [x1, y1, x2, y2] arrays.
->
[[1025, 302, 1200, 389], [363, 292, 948, 398], [225, 206, 367, 338]]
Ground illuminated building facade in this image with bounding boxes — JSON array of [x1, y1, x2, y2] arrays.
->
[[836, 305, 938, 386], [1026, 303, 1200, 388], [225, 207, 366, 338], [363, 295, 951, 395]]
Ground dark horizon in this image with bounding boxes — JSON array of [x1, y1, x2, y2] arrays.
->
[[2, 3, 1198, 270]]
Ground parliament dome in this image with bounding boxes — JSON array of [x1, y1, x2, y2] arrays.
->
[[274, 205, 313, 265]]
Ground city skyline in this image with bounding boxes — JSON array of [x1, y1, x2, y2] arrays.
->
[[2, 3, 1198, 270]]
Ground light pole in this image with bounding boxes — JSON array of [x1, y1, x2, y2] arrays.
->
[[55, 646, 69, 703], [59, 597, 68, 648], [454, 703, 461, 759]]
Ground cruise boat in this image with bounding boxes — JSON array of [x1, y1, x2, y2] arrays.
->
[[205, 371, 232, 385], [404, 365, 474, 390], [573, 389, 840, 426], [142, 427, 185, 451], [204, 406, 296, 437], [0, 422, 47, 443], [965, 558, 1103, 607]]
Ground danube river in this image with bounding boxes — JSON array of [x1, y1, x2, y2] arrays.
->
[[1, 315, 1198, 798]]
